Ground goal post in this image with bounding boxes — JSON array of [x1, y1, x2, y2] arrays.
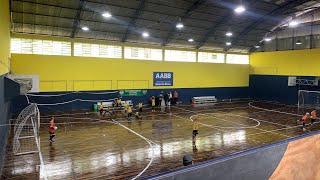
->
[[13, 103, 40, 155], [298, 90, 320, 109]]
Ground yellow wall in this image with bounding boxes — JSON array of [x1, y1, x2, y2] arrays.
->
[[250, 49, 320, 76], [0, 0, 10, 75], [11, 54, 249, 92]]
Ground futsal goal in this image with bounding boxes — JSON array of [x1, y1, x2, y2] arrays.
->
[[298, 90, 320, 109], [13, 103, 40, 155]]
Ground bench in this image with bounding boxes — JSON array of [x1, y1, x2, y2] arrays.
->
[[98, 100, 133, 108], [192, 96, 217, 104]]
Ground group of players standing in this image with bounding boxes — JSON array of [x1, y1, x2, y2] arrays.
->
[[299, 109, 317, 131], [98, 97, 143, 120]]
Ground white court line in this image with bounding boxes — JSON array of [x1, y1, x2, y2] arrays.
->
[[165, 111, 228, 133], [39, 105, 248, 118], [31, 121, 48, 180], [190, 113, 260, 129], [247, 121, 320, 136], [231, 114, 288, 128], [111, 119, 159, 180], [248, 102, 302, 117], [174, 106, 291, 138], [180, 103, 293, 128], [34, 103, 303, 133], [250, 101, 320, 121], [39, 106, 249, 123]]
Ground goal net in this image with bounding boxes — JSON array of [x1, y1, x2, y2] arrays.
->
[[298, 90, 320, 109], [13, 103, 40, 155]]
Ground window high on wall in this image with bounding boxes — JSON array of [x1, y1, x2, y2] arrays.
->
[[74, 43, 122, 58], [198, 52, 225, 63], [165, 50, 196, 62], [226, 54, 249, 64], [11, 38, 71, 56], [124, 47, 162, 61]]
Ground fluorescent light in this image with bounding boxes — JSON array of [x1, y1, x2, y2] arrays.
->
[[102, 12, 112, 18], [234, 6, 245, 13], [226, 32, 233, 36], [188, 38, 194, 42], [289, 21, 299, 27], [142, 32, 149, 37], [226, 42, 232, 46], [176, 22, 184, 29], [82, 26, 89, 31], [296, 40, 302, 45], [264, 38, 272, 42]]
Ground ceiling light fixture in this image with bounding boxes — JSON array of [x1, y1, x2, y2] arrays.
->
[[296, 40, 302, 45], [255, 45, 260, 48], [82, 26, 89, 31], [226, 32, 233, 36], [234, 6, 245, 13], [264, 38, 272, 42], [226, 42, 232, 46], [188, 38, 194, 42], [102, 12, 112, 18], [142, 32, 149, 37], [289, 21, 299, 27], [176, 22, 184, 29]]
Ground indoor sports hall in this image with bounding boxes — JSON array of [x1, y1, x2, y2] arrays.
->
[[1, 0, 320, 180]]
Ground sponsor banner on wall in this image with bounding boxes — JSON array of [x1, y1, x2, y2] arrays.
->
[[153, 72, 173, 86], [119, 90, 147, 96]]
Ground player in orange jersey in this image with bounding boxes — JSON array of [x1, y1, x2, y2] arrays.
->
[[299, 112, 310, 131], [311, 110, 316, 125], [49, 117, 57, 143]]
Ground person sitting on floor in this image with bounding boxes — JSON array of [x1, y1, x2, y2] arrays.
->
[[183, 154, 194, 166]]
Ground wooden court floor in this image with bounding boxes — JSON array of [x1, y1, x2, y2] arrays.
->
[[2, 101, 320, 179]]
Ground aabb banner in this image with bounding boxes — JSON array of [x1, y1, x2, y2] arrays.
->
[[153, 72, 173, 86]]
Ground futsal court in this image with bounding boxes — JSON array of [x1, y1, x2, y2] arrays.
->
[[2, 98, 319, 179], [3, 0, 320, 180]]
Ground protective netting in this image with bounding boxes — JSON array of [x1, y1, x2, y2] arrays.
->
[[298, 90, 320, 109], [26, 91, 119, 114], [13, 103, 40, 155]]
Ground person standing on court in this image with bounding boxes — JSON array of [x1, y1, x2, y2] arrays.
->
[[173, 91, 179, 105], [159, 91, 164, 107], [127, 105, 132, 120], [117, 97, 122, 109], [311, 110, 316, 125], [168, 92, 172, 106], [138, 102, 143, 113], [164, 92, 169, 106], [99, 102, 104, 116], [151, 96, 156, 112], [49, 117, 56, 143], [299, 112, 310, 131], [192, 117, 199, 144]]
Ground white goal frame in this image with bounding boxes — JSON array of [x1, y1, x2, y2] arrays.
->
[[298, 90, 320, 108]]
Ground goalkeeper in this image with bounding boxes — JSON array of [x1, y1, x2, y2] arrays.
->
[[298, 112, 310, 131]]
